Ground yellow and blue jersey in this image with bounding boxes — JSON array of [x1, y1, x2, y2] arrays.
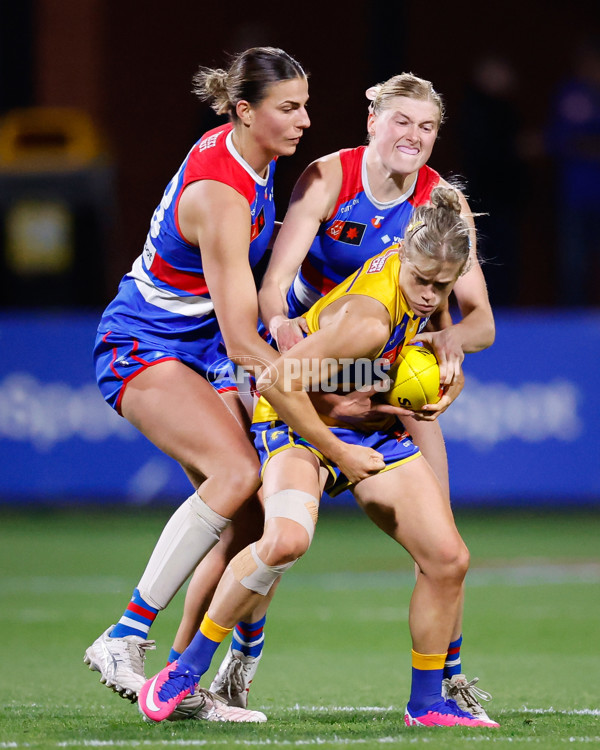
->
[[252, 245, 428, 489], [253, 244, 429, 424]]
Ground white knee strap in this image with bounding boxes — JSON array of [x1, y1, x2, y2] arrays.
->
[[264, 489, 319, 545], [138, 492, 230, 609], [231, 542, 296, 595]]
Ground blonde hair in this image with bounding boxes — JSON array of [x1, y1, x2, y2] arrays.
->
[[366, 72, 445, 127], [192, 47, 306, 120], [404, 187, 470, 272]]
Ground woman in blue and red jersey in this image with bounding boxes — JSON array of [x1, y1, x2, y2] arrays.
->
[[177, 73, 496, 721], [82, 47, 315, 721]]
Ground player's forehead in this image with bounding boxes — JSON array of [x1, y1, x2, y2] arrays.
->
[[382, 96, 440, 124], [261, 76, 309, 106], [406, 254, 461, 282]]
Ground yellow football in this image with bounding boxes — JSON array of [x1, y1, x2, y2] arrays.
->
[[382, 345, 441, 410]]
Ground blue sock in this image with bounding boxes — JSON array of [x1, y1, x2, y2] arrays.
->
[[444, 635, 463, 679], [232, 615, 266, 658], [179, 615, 232, 677], [406, 650, 445, 714], [167, 647, 181, 665], [110, 588, 158, 639]]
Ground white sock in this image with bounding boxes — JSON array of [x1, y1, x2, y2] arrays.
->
[[137, 492, 230, 609]]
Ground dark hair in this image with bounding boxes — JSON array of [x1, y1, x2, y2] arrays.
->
[[192, 47, 307, 119], [404, 186, 471, 272]]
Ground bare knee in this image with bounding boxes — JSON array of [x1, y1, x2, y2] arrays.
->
[[198, 453, 261, 510], [224, 459, 261, 501], [423, 539, 470, 586]]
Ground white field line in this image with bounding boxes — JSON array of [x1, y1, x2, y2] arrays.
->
[[281, 705, 600, 715], [1, 709, 599, 748], [0, 732, 596, 748]]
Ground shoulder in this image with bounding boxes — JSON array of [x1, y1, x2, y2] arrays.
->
[[292, 151, 344, 204], [413, 164, 442, 203], [322, 292, 391, 338], [302, 150, 343, 179], [185, 124, 257, 204], [178, 179, 251, 239]]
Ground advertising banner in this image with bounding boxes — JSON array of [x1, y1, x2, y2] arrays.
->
[[0, 311, 598, 506]]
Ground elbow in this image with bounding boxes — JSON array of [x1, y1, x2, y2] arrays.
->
[[228, 350, 249, 367], [476, 319, 496, 351], [223, 331, 259, 366]]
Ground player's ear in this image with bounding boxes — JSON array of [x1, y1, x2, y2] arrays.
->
[[236, 100, 253, 125], [367, 111, 376, 138]]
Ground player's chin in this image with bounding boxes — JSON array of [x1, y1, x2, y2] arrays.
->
[[282, 138, 302, 153], [393, 154, 423, 172]]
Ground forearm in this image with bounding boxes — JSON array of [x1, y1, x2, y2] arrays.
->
[[259, 378, 346, 463], [258, 280, 290, 332], [451, 307, 495, 353], [224, 327, 280, 375]]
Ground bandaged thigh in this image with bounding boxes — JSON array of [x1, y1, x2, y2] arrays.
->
[[138, 491, 230, 609], [264, 489, 319, 545]]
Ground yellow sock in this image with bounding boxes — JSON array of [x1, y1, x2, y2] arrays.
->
[[199, 614, 233, 643]]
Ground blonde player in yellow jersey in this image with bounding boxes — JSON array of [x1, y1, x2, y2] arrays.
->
[[138, 186, 500, 728]]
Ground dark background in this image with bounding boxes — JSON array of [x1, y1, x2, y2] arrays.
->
[[1, 0, 599, 308]]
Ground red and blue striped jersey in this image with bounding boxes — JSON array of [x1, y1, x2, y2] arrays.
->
[[289, 146, 440, 313], [99, 123, 276, 353]]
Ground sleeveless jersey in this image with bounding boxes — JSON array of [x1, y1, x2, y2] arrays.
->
[[254, 245, 430, 423], [289, 146, 440, 314], [98, 123, 276, 356]]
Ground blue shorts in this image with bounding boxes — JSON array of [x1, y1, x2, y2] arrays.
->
[[94, 330, 253, 414], [251, 419, 421, 496]]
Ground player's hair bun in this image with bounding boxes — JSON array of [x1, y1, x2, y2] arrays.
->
[[430, 186, 461, 215], [193, 68, 231, 114], [365, 85, 381, 101]]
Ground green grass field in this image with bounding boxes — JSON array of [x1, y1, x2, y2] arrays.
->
[[1, 505, 599, 749]]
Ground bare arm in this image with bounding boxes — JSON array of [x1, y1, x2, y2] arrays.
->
[[258, 154, 342, 351], [257, 295, 390, 483], [178, 179, 279, 374]]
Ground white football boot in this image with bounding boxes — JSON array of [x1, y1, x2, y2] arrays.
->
[[442, 674, 497, 726], [209, 648, 262, 708], [166, 686, 267, 723], [84, 625, 156, 702]]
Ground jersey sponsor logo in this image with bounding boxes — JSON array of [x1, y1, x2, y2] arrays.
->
[[325, 220, 366, 245], [371, 215, 385, 228], [143, 237, 157, 267], [366, 248, 396, 273], [250, 206, 266, 241], [198, 132, 222, 152], [339, 198, 360, 214]]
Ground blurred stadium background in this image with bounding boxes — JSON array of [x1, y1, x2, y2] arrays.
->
[[0, 0, 598, 508], [0, 2, 599, 744]]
